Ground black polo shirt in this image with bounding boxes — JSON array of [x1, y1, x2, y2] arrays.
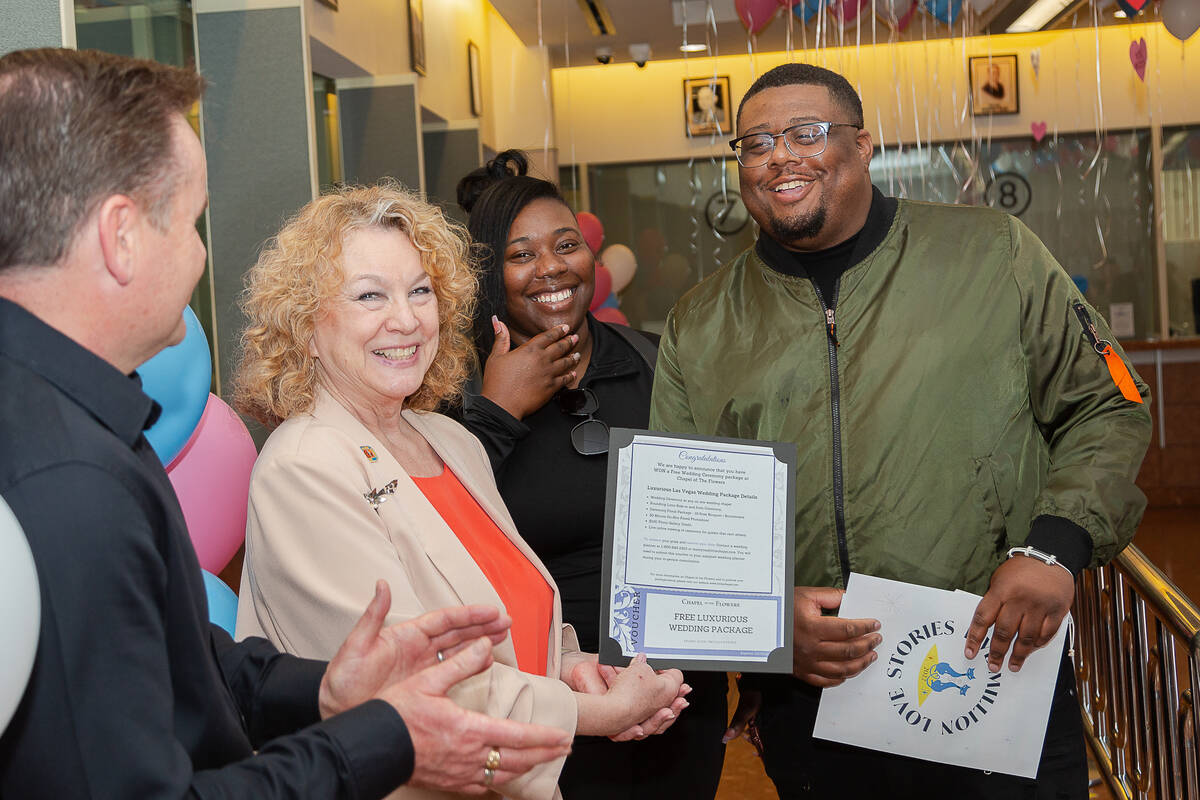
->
[[0, 297, 412, 798]]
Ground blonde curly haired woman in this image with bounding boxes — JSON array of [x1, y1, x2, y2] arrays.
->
[[233, 184, 688, 800]]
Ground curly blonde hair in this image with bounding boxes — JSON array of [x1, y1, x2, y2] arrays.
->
[[234, 182, 478, 427]]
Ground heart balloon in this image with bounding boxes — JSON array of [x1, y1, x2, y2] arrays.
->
[[1115, 0, 1147, 17], [1162, 0, 1200, 41], [736, 0, 779, 33], [1129, 38, 1148, 81], [1031, 121, 1048, 142]]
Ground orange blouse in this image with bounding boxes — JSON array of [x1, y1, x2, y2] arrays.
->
[[411, 467, 554, 676]]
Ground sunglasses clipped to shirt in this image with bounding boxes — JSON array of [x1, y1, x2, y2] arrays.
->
[[557, 387, 609, 456]]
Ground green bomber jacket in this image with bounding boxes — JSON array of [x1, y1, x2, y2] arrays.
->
[[649, 199, 1152, 595]]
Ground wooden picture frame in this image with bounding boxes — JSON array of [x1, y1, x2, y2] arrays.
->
[[468, 41, 482, 117], [969, 54, 1019, 116], [684, 75, 732, 137], [408, 0, 426, 76]]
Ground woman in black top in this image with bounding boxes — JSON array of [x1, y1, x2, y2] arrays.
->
[[455, 151, 728, 800]]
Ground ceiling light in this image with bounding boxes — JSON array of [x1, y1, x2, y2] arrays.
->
[[1007, 0, 1075, 32], [680, 43, 708, 53]]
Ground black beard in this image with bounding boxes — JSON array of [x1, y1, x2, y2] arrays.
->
[[769, 203, 826, 244]]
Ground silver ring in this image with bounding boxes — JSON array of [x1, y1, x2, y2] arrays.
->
[[436, 650, 445, 663], [485, 748, 501, 771], [484, 767, 495, 786]]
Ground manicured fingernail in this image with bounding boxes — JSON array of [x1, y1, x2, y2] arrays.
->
[[561, 324, 570, 333], [871, 621, 881, 631], [869, 651, 878, 663], [681, 684, 692, 695], [681, 699, 690, 708], [722, 731, 735, 743], [571, 334, 579, 343], [573, 352, 581, 361], [491, 315, 501, 331], [965, 647, 976, 658], [1011, 663, 1021, 673], [871, 635, 883, 648]]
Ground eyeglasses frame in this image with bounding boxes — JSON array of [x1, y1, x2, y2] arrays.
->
[[728, 121, 864, 168]]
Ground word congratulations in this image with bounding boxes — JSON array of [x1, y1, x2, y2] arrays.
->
[[677, 450, 727, 464]]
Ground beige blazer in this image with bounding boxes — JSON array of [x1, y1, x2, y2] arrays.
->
[[235, 389, 579, 800]]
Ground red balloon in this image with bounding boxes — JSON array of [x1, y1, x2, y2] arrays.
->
[[736, 0, 778, 33], [576, 212, 605, 254], [591, 265, 614, 311], [593, 307, 630, 326]]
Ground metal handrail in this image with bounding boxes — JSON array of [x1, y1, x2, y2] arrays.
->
[[1074, 544, 1200, 799]]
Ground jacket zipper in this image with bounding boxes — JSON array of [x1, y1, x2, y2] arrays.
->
[[811, 282, 850, 587]]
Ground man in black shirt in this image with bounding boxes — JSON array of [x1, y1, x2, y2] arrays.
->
[[0, 48, 570, 798]]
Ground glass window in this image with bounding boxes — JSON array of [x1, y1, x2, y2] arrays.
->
[[1162, 126, 1200, 338], [583, 159, 755, 333], [872, 131, 1157, 340], [313, 74, 343, 192]]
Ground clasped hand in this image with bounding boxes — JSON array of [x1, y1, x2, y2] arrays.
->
[[562, 651, 690, 741]]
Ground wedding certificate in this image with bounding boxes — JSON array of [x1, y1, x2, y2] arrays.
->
[[598, 429, 795, 672]]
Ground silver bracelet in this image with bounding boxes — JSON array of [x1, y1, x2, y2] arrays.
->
[[1006, 545, 1074, 579]]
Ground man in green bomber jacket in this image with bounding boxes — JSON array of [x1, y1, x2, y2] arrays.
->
[[650, 63, 1151, 799]]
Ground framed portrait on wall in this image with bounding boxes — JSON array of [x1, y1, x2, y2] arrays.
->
[[684, 75, 732, 137], [468, 41, 483, 117], [969, 54, 1019, 115], [408, 0, 426, 76]]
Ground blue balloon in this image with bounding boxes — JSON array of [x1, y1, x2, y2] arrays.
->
[[1071, 275, 1089, 295], [793, 0, 826, 23], [139, 306, 212, 464], [202, 570, 238, 636], [925, 0, 961, 24]]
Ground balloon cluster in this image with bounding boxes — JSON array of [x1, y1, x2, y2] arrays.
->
[[138, 307, 257, 615], [736, 0, 963, 31], [578, 211, 639, 326]]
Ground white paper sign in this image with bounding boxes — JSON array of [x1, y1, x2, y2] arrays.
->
[[813, 573, 1067, 778], [1109, 302, 1135, 339]]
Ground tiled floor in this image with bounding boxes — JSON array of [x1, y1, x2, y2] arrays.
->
[[713, 506, 1199, 800]]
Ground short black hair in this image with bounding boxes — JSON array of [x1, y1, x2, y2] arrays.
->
[[456, 150, 568, 362], [0, 48, 204, 272], [736, 63, 864, 130]]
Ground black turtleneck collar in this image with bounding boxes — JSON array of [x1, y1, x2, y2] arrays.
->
[[756, 185, 898, 309]]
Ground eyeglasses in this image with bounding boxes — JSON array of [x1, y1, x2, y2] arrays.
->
[[728, 121, 863, 168], [557, 387, 609, 456]]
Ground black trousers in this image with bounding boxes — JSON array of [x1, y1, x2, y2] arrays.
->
[[755, 655, 1088, 800], [557, 669, 728, 800]]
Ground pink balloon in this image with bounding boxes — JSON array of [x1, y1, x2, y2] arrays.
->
[[576, 212, 605, 254], [593, 307, 630, 326], [167, 393, 257, 573], [736, 0, 778, 33], [591, 265, 614, 311]]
